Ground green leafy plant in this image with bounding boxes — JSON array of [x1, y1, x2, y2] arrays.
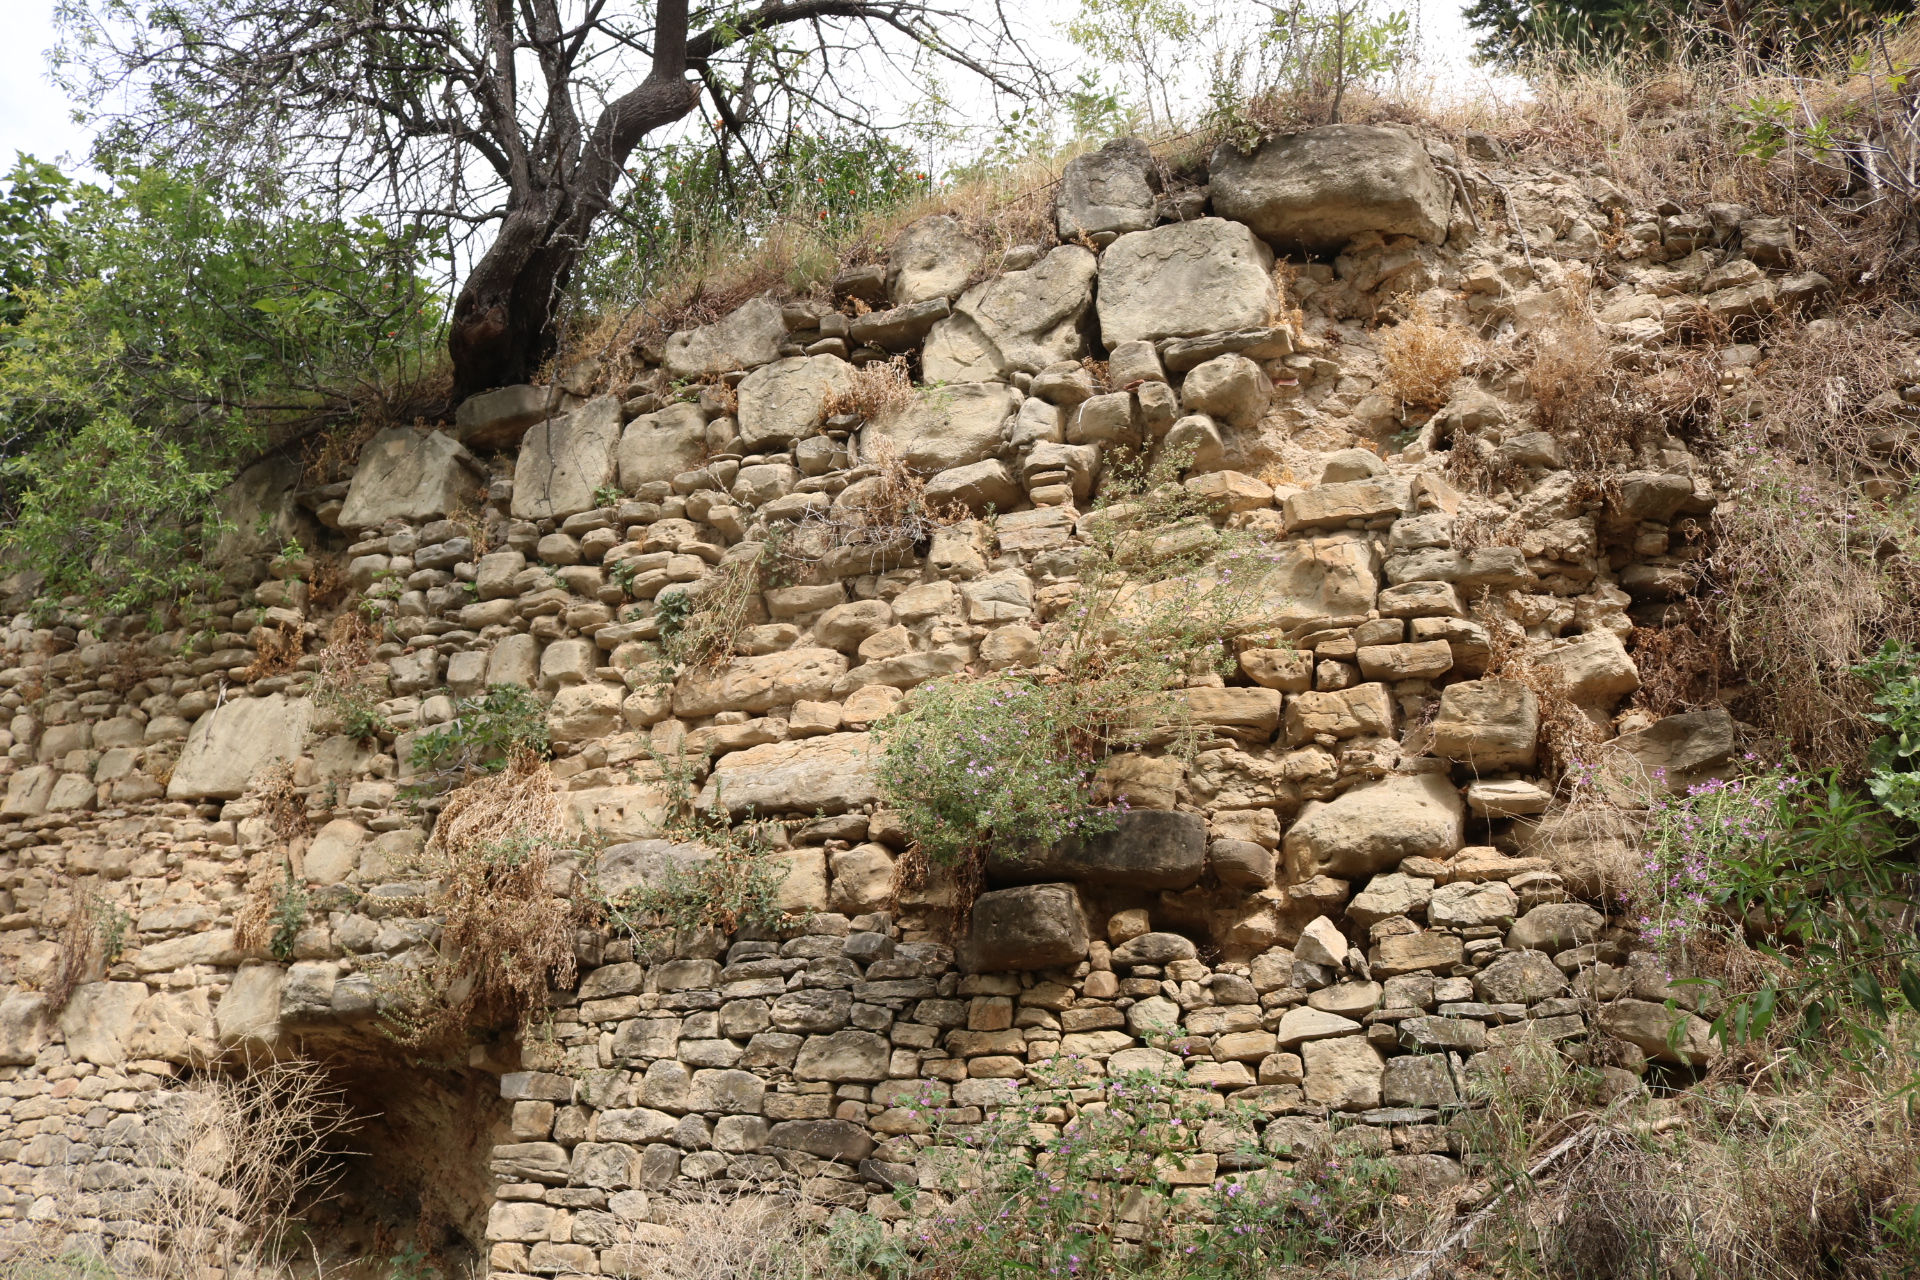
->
[[266, 865, 309, 962], [407, 683, 553, 794], [594, 747, 789, 948], [593, 484, 625, 508], [1857, 640, 1920, 824]]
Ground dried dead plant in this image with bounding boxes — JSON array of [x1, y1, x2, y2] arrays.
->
[[240, 620, 305, 683], [1473, 591, 1608, 779], [825, 356, 915, 422], [1377, 297, 1479, 408], [378, 754, 583, 1050], [134, 1059, 355, 1280], [44, 893, 102, 1013], [1702, 313, 1920, 775], [642, 1191, 822, 1280]]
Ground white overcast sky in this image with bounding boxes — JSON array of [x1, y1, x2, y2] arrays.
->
[[0, 0, 1513, 183]]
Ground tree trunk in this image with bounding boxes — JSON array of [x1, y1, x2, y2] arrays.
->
[[448, 0, 699, 399]]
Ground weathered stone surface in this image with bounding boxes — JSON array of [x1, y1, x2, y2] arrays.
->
[[564, 783, 672, 842], [512, 395, 623, 520], [963, 883, 1089, 972], [765, 1118, 875, 1163], [1180, 353, 1272, 430], [1369, 931, 1465, 977], [0, 992, 51, 1065], [1473, 950, 1568, 1005], [1347, 872, 1434, 928], [1276, 1006, 1361, 1047], [1532, 630, 1640, 703], [922, 246, 1097, 383], [214, 963, 284, 1053], [1506, 903, 1604, 954], [1383, 1054, 1460, 1107], [619, 403, 709, 490], [695, 732, 877, 817], [926, 459, 1022, 514], [455, 384, 558, 450], [57, 982, 147, 1067], [1209, 125, 1450, 253], [1597, 998, 1717, 1064], [1110, 932, 1199, 966], [339, 428, 486, 530], [169, 694, 312, 800], [1283, 479, 1407, 532], [674, 649, 851, 716], [1056, 137, 1157, 238], [989, 810, 1207, 891], [1284, 774, 1465, 879], [888, 216, 983, 306], [663, 297, 786, 379], [1302, 1037, 1386, 1110], [794, 1030, 891, 1082], [737, 355, 855, 452], [863, 382, 1020, 473], [1601, 708, 1736, 794], [304, 819, 367, 885], [1467, 779, 1553, 817], [1096, 219, 1278, 347], [1427, 878, 1518, 929]]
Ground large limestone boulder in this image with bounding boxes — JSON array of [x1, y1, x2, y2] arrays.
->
[[1238, 536, 1381, 633], [1432, 679, 1539, 768], [921, 246, 1097, 383], [1056, 137, 1158, 238], [1599, 708, 1735, 795], [1208, 125, 1451, 254], [1179, 353, 1271, 429], [989, 810, 1206, 890], [962, 883, 1090, 973], [862, 382, 1019, 473], [512, 395, 623, 520], [216, 963, 285, 1054], [59, 981, 148, 1067], [168, 693, 311, 800], [124, 988, 218, 1064], [339, 427, 486, 532], [674, 648, 850, 717], [1284, 773, 1465, 880], [619, 403, 709, 490], [1531, 630, 1640, 704], [737, 355, 855, 452], [210, 453, 316, 582], [1302, 1037, 1385, 1110], [0, 992, 50, 1065], [456, 384, 558, 450], [663, 297, 787, 379], [695, 732, 878, 817], [565, 784, 673, 842], [1597, 998, 1717, 1065], [887, 216, 983, 306], [1096, 218, 1277, 348]]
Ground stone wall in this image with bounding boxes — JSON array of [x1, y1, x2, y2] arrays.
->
[[0, 122, 1835, 1273]]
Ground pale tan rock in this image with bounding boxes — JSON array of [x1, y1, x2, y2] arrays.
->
[[695, 731, 877, 817], [304, 819, 367, 885], [167, 693, 311, 801], [1432, 679, 1538, 768], [673, 648, 850, 717]]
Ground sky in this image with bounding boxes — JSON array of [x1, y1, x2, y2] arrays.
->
[[0, 0, 1511, 184]]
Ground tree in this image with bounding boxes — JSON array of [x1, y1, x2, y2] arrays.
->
[[0, 158, 441, 611], [55, 1, 1044, 399], [1463, 0, 1913, 66]]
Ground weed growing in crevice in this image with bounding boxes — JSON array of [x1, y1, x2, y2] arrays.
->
[[45, 891, 132, 1011], [595, 746, 789, 952], [235, 856, 308, 962], [1377, 296, 1480, 409], [405, 682, 552, 797], [312, 610, 392, 742]]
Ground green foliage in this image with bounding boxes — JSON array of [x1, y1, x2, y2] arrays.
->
[[831, 1062, 1405, 1279], [1065, 0, 1211, 127], [595, 747, 788, 947], [876, 675, 1118, 868], [1857, 640, 1920, 824], [266, 865, 309, 963], [0, 157, 442, 612], [407, 684, 553, 793], [575, 132, 929, 307]]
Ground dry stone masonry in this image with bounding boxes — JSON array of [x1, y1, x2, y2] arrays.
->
[[0, 122, 1824, 1273]]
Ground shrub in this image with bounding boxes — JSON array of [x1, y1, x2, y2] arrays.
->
[[1376, 297, 1477, 409], [406, 682, 553, 793], [1857, 639, 1920, 824]]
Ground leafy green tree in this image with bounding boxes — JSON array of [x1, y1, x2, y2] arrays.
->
[[1065, 0, 1212, 127], [0, 159, 441, 612]]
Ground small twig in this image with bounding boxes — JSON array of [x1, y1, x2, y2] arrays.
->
[[1436, 162, 1483, 236], [1472, 166, 1536, 276]]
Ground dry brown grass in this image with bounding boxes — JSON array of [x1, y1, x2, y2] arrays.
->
[[1702, 313, 1920, 775], [825, 355, 916, 422], [378, 755, 583, 1051], [1377, 297, 1480, 408]]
